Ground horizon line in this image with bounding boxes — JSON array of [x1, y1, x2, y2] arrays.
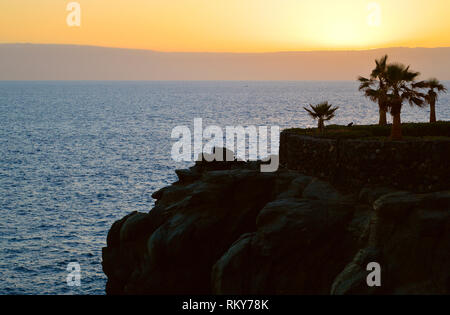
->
[[2, 79, 449, 83], [2, 42, 450, 54]]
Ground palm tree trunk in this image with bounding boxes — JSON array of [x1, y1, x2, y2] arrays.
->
[[378, 103, 387, 125], [318, 119, 324, 134], [430, 99, 436, 123], [391, 112, 402, 140]]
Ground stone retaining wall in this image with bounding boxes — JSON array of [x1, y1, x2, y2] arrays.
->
[[280, 131, 450, 192]]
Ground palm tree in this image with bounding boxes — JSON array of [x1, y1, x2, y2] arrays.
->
[[304, 102, 339, 133], [423, 78, 447, 123], [383, 63, 426, 140], [358, 55, 389, 125]]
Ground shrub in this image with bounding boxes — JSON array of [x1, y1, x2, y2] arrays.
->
[[285, 121, 450, 140]]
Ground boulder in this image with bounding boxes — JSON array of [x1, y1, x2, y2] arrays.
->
[[302, 179, 343, 201], [331, 190, 450, 294], [175, 168, 201, 183], [212, 198, 356, 294]]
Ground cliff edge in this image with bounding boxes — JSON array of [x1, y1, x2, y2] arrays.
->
[[102, 156, 449, 294]]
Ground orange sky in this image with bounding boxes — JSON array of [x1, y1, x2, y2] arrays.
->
[[1, 0, 450, 52]]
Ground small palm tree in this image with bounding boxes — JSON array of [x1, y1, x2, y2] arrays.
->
[[424, 78, 447, 123], [304, 102, 339, 133], [358, 55, 389, 125]]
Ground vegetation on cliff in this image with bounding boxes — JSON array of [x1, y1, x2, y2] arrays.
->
[[303, 102, 339, 134], [304, 55, 447, 140], [286, 121, 450, 140], [357, 55, 447, 140]]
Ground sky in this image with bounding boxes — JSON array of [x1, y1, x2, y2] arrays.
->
[[1, 0, 450, 52]]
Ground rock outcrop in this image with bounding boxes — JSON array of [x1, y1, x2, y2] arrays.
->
[[102, 157, 450, 295]]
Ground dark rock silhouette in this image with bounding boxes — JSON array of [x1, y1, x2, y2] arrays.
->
[[102, 154, 450, 294]]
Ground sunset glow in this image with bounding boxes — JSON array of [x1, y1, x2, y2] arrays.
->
[[1, 0, 450, 52]]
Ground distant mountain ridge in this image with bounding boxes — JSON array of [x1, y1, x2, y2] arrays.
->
[[1, 44, 450, 80]]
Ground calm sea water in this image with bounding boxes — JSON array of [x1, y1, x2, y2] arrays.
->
[[1, 81, 449, 295]]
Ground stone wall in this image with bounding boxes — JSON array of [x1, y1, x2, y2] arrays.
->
[[280, 131, 450, 192]]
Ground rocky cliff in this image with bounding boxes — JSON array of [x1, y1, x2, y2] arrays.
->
[[102, 157, 450, 294]]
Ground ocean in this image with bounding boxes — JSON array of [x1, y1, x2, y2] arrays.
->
[[1, 81, 449, 294]]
